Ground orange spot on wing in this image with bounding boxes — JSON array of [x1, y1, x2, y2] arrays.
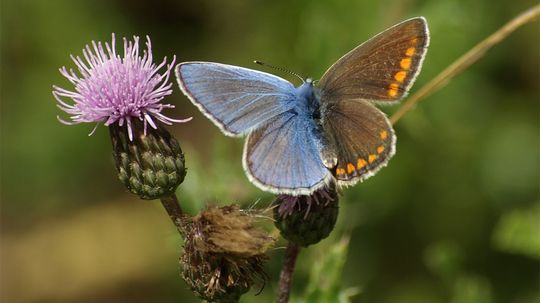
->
[[410, 38, 418, 45], [336, 168, 345, 176], [405, 47, 416, 57], [400, 58, 412, 70], [380, 130, 388, 140], [388, 83, 399, 97], [394, 71, 407, 82], [347, 163, 355, 174], [368, 154, 378, 163], [377, 146, 385, 154], [357, 158, 367, 169]]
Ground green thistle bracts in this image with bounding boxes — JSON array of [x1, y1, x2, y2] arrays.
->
[[109, 122, 186, 200], [274, 186, 339, 247]]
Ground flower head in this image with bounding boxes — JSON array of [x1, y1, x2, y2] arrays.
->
[[276, 185, 338, 219], [181, 204, 274, 302], [109, 120, 186, 200], [53, 34, 191, 140], [274, 185, 339, 247]]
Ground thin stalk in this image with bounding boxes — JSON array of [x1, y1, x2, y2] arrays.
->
[[160, 194, 188, 234], [391, 4, 540, 124], [277, 242, 301, 303]]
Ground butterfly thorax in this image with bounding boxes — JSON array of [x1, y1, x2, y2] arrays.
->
[[294, 79, 321, 120]]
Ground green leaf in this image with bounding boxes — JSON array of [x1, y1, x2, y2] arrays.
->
[[424, 241, 464, 280], [492, 202, 540, 260], [450, 275, 493, 303], [292, 237, 360, 303]]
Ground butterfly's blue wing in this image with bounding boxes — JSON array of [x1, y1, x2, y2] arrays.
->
[[176, 62, 296, 136], [243, 110, 332, 195]]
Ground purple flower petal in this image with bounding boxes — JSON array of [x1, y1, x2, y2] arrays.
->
[[53, 34, 190, 139]]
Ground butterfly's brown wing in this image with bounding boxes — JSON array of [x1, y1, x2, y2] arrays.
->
[[319, 18, 428, 185], [318, 17, 429, 103], [321, 99, 395, 184]]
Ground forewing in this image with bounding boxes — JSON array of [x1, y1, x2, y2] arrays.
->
[[322, 99, 395, 185], [243, 111, 331, 195], [176, 62, 296, 136], [318, 17, 429, 103]]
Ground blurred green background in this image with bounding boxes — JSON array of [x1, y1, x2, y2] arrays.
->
[[1, 0, 538, 302]]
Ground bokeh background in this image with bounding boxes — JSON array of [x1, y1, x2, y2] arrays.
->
[[1, 0, 538, 302]]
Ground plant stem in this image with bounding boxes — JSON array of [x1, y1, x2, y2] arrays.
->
[[277, 242, 301, 303], [391, 4, 540, 125], [160, 194, 187, 234]]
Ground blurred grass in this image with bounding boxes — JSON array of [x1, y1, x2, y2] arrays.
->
[[292, 237, 361, 303], [1, 0, 539, 302]]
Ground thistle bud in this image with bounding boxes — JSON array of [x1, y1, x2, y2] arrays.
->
[[181, 204, 274, 302], [109, 120, 186, 200], [274, 185, 339, 247]]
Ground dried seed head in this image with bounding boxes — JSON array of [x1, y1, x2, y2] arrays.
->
[[181, 204, 274, 302]]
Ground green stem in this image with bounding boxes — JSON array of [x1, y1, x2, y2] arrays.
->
[[160, 194, 188, 234]]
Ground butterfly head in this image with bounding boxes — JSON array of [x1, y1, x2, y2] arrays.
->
[[296, 78, 317, 101]]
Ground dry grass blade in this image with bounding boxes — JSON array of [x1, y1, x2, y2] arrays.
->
[[391, 4, 540, 125]]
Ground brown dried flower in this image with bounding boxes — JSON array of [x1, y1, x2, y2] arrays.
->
[[181, 204, 274, 302]]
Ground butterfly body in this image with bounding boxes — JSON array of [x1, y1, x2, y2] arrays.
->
[[285, 81, 314, 125], [289, 80, 340, 170], [176, 17, 429, 195], [290, 80, 324, 146]]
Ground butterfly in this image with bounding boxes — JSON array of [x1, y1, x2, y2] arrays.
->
[[175, 17, 429, 195]]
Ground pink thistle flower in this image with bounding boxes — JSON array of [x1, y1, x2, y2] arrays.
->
[[53, 34, 191, 140]]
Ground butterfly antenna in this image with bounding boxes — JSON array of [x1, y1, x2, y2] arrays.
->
[[254, 60, 305, 83]]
